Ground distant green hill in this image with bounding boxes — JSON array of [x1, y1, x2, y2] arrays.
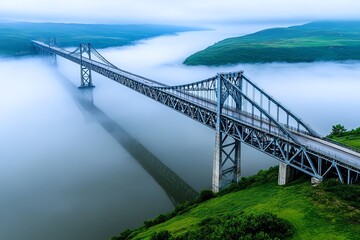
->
[[0, 22, 198, 57], [112, 167, 360, 240], [184, 21, 360, 66]]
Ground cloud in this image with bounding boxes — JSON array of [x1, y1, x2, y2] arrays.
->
[[1, 0, 360, 24]]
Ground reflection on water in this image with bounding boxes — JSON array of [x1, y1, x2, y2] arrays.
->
[[57, 72, 198, 205]]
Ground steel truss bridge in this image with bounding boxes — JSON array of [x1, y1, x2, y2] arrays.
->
[[33, 39, 360, 192]]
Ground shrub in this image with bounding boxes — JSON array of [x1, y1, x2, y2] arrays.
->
[[197, 189, 215, 203], [150, 230, 173, 240], [173, 201, 191, 215], [175, 212, 294, 240], [144, 214, 169, 228], [321, 179, 360, 208]]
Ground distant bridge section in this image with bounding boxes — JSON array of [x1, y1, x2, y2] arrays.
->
[[33, 39, 360, 192]]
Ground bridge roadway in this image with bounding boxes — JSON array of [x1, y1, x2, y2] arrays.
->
[[33, 40, 360, 186]]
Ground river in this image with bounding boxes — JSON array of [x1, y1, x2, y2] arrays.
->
[[1, 23, 360, 240]]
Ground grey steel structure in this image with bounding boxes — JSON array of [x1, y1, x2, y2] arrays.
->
[[33, 40, 360, 192]]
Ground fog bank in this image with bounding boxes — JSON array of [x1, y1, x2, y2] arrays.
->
[[96, 28, 360, 135]]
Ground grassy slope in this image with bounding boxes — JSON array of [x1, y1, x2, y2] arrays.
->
[[184, 21, 360, 66], [331, 136, 360, 150], [114, 168, 360, 239], [330, 132, 360, 151], [0, 22, 198, 57]]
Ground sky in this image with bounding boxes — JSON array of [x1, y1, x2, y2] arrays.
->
[[1, 0, 360, 25]]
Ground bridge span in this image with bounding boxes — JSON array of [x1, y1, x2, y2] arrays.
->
[[33, 39, 360, 192]]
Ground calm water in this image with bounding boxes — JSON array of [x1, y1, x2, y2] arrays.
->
[[1, 23, 360, 240]]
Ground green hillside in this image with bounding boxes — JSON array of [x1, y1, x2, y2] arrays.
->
[[0, 22, 198, 57], [111, 167, 360, 240], [327, 125, 360, 151], [184, 21, 360, 66]]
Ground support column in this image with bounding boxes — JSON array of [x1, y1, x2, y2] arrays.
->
[[49, 52, 57, 66], [79, 87, 95, 123], [80, 87, 94, 106], [234, 72, 242, 183], [212, 74, 223, 193], [212, 73, 242, 192], [234, 140, 241, 182], [79, 43, 94, 88], [278, 162, 291, 185], [278, 162, 302, 185], [212, 131, 222, 193]]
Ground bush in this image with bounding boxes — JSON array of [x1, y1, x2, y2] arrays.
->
[[144, 214, 169, 228], [197, 189, 215, 203], [150, 230, 173, 240], [321, 179, 360, 208], [175, 212, 294, 240], [329, 124, 347, 137], [173, 201, 191, 215]]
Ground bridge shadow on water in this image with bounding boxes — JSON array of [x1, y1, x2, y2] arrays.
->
[[54, 70, 198, 206]]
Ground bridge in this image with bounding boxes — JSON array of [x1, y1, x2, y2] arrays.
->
[[33, 39, 360, 192]]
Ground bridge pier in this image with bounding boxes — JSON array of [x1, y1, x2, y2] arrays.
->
[[49, 52, 57, 66], [212, 132, 241, 192], [278, 162, 301, 185]]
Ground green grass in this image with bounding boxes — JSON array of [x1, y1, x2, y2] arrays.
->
[[330, 135, 360, 150], [0, 22, 199, 57], [112, 167, 360, 239], [184, 21, 360, 65], [328, 126, 360, 151]]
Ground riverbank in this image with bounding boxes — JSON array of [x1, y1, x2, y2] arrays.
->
[[111, 167, 360, 239]]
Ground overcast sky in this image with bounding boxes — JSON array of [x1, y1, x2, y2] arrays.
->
[[1, 0, 360, 25]]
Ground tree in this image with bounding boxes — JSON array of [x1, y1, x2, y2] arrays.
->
[[330, 124, 347, 137]]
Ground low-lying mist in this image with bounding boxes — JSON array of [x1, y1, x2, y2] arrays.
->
[[95, 28, 360, 135], [1, 23, 360, 240], [0, 57, 176, 239]]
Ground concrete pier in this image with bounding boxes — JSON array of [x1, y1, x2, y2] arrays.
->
[[212, 131, 222, 193], [278, 162, 303, 185], [278, 162, 291, 185], [311, 177, 322, 185]]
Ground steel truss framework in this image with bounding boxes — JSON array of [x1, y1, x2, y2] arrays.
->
[[33, 40, 360, 192]]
